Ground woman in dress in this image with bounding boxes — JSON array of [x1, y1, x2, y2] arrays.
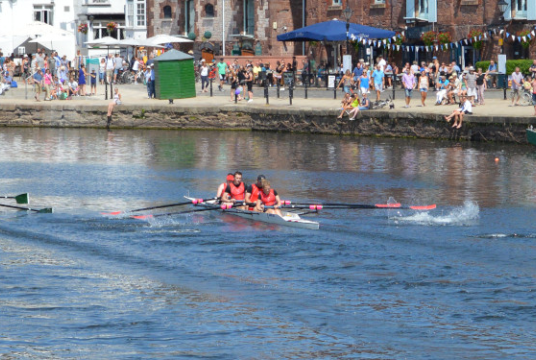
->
[[78, 63, 87, 96], [99, 58, 106, 85], [107, 87, 121, 125], [419, 69, 429, 107]]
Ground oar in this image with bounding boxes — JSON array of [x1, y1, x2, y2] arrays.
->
[[0, 203, 53, 213], [131, 206, 222, 220], [0, 193, 30, 204], [102, 198, 217, 216], [280, 201, 436, 211]]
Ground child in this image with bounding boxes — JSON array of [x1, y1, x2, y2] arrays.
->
[[90, 69, 97, 96], [523, 76, 532, 92]]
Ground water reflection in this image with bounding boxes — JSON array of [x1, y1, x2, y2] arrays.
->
[[0, 128, 535, 208]]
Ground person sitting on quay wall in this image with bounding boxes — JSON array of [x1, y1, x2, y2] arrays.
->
[[444, 95, 472, 129]]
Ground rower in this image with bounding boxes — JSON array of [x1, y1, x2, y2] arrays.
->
[[222, 171, 248, 209], [216, 173, 234, 201], [254, 180, 282, 216], [245, 174, 265, 211]]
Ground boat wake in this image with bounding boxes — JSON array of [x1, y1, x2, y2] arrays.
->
[[389, 201, 480, 226], [472, 233, 536, 239]]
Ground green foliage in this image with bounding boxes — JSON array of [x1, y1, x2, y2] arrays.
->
[[475, 59, 533, 75]]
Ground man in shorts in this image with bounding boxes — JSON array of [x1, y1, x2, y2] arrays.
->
[[465, 66, 478, 105], [402, 68, 415, 108], [371, 65, 384, 102], [510, 67, 524, 107], [216, 58, 227, 91]]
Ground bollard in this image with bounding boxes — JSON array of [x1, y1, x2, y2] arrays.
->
[[503, 75, 507, 100], [110, 80, 113, 101], [289, 80, 294, 105], [334, 85, 337, 100], [392, 75, 396, 100], [235, 91, 238, 104], [264, 81, 269, 105], [304, 72, 308, 99], [277, 80, 280, 98], [210, 78, 213, 97], [105, 74, 108, 100]]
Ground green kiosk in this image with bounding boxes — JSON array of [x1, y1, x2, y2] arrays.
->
[[154, 49, 196, 100]]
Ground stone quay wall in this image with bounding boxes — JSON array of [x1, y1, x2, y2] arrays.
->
[[0, 103, 531, 144]]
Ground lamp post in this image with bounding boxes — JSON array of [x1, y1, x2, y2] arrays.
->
[[342, 4, 353, 54], [497, 0, 508, 99]]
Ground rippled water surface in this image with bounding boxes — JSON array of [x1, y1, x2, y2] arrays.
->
[[1, 128, 535, 359]]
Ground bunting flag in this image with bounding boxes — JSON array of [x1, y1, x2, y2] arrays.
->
[[455, 42, 459, 48], [397, 45, 400, 51], [523, 36, 527, 42], [464, 39, 468, 45], [383, 39, 386, 45], [484, 33, 488, 39], [388, 38, 392, 43], [435, 45, 438, 51], [479, 35, 482, 40], [474, 36, 477, 42], [529, 34, 532, 40], [513, 35, 516, 41], [506, 32, 510, 38], [532, 30, 535, 36]]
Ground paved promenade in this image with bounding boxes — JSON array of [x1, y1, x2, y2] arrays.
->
[[1, 82, 535, 122]]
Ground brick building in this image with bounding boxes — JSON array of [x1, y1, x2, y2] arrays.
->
[[145, 0, 306, 62], [307, 0, 536, 68], [145, 0, 536, 68]]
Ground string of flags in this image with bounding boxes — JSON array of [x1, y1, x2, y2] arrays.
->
[[349, 27, 536, 53]]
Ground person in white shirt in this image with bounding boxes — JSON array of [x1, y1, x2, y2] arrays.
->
[[444, 96, 472, 129], [106, 54, 115, 84], [377, 55, 386, 72]]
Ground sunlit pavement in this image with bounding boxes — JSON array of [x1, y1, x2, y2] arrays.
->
[[2, 82, 535, 120]]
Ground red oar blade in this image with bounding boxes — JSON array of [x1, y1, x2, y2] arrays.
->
[[131, 214, 154, 220], [374, 203, 402, 208], [408, 204, 436, 211], [101, 211, 123, 216]]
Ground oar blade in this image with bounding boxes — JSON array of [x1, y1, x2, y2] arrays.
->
[[101, 211, 123, 216], [408, 204, 436, 211], [37, 208, 54, 213], [131, 214, 153, 220], [14, 193, 29, 204]]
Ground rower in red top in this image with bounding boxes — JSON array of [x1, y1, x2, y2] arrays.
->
[[222, 171, 248, 209], [216, 173, 234, 201], [245, 174, 265, 211], [254, 179, 282, 216]]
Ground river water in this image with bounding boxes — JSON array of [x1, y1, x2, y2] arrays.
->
[[1, 128, 535, 359]]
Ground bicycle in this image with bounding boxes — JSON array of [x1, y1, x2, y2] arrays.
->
[[509, 89, 532, 106], [120, 70, 135, 84]]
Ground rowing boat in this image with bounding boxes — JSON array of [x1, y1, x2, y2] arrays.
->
[[527, 126, 536, 146], [184, 197, 320, 230]]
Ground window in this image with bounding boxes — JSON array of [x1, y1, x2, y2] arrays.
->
[[205, 4, 214, 17], [418, 0, 429, 18], [137, 1, 146, 26], [163, 5, 172, 19], [93, 21, 125, 40], [332, 0, 342, 4], [244, 0, 254, 35], [514, 0, 527, 18], [34, 5, 53, 25], [127, 1, 134, 26], [375, 0, 386, 3], [185, 0, 194, 34]]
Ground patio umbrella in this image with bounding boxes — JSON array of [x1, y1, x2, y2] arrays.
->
[[277, 19, 395, 42], [85, 36, 122, 47], [146, 34, 193, 45], [29, 33, 73, 53], [117, 38, 164, 48], [13, 21, 73, 39]]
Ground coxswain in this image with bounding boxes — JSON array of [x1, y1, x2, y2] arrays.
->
[[254, 180, 282, 216], [222, 171, 247, 209], [245, 174, 265, 211], [216, 173, 234, 201]]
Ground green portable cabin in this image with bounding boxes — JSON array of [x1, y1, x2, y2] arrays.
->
[[154, 49, 196, 100]]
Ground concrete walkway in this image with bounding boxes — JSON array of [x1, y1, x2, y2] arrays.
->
[[2, 81, 535, 121]]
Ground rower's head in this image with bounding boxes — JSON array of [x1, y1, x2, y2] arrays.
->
[[226, 173, 234, 183], [261, 179, 271, 194], [256, 175, 266, 187], [233, 171, 242, 185]]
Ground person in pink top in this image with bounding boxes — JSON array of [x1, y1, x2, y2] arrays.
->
[[43, 68, 54, 101], [402, 68, 416, 108]]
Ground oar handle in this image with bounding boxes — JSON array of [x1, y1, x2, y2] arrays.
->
[[0, 203, 51, 213]]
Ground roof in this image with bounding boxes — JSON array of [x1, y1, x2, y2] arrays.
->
[[154, 49, 194, 62]]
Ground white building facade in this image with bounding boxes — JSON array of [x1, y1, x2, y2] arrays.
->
[[76, 0, 147, 57], [0, 0, 77, 57]]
